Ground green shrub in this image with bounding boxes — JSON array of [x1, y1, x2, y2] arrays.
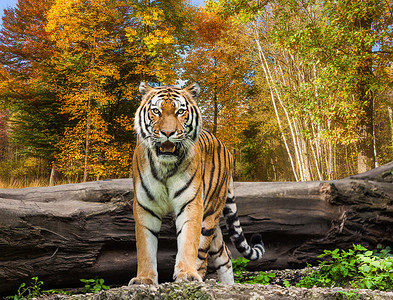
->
[[6, 277, 44, 300], [80, 278, 110, 293], [297, 244, 393, 291], [7, 276, 109, 299], [243, 271, 276, 285], [232, 257, 250, 275], [232, 257, 275, 285]]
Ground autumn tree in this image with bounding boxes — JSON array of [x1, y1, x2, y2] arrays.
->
[[277, 0, 393, 173], [0, 0, 73, 184], [0, 0, 196, 184], [183, 7, 252, 150], [265, 0, 393, 174], [125, 0, 196, 84], [46, 0, 132, 181], [211, 0, 393, 180], [46, 0, 196, 181]]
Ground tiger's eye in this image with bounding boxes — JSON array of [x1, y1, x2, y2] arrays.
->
[[177, 109, 186, 115], [151, 108, 160, 115]]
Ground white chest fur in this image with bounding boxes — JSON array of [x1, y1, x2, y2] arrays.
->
[[135, 153, 199, 219]]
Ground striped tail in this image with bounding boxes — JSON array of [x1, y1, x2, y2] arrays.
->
[[223, 181, 265, 261]]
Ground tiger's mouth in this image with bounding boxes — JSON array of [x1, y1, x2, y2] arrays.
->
[[156, 141, 180, 156]]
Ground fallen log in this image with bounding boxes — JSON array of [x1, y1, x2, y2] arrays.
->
[[0, 163, 393, 295]]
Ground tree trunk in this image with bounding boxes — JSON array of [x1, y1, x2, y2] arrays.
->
[[254, 30, 298, 181], [1, 163, 393, 295], [49, 164, 56, 186], [213, 92, 218, 136], [356, 102, 375, 173], [388, 106, 393, 152], [83, 100, 91, 182], [355, 16, 376, 173]]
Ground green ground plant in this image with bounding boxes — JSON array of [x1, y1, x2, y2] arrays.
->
[[232, 257, 249, 276], [297, 244, 393, 291], [6, 277, 109, 299], [337, 289, 361, 300], [232, 257, 275, 285], [242, 271, 276, 285], [80, 278, 110, 293], [283, 280, 291, 287], [6, 277, 44, 300]]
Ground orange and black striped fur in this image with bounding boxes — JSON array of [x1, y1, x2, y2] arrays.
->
[[129, 82, 265, 285]]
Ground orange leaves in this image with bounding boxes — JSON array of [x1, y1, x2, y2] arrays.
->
[[183, 6, 252, 150], [0, 65, 13, 97], [56, 110, 132, 179], [46, 0, 196, 179], [46, 0, 124, 51], [114, 115, 134, 132], [195, 7, 228, 45], [0, 0, 55, 99], [0, 0, 55, 63], [216, 105, 249, 149], [1, 0, 198, 180], [46, 0, 132, 179]]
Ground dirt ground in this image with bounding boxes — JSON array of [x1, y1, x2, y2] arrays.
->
[[43, 278, 393, 300]]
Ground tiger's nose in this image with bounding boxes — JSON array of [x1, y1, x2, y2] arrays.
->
[[160, 129, 176, 138]]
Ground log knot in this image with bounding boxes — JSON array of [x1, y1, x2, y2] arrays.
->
[[319, 182, 341, 204]]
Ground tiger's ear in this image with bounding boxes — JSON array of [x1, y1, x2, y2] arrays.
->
[[185, 82, 201, 98], [139, 82, 152, 96]]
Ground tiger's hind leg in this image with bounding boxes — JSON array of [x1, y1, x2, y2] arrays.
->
[[208, 226, 234, 284], [196, 199, 227, 281], [196, 224, 216, 280]]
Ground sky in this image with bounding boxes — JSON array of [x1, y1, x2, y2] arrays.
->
[[191, 0, 205, 6], [0, 0, 17, 20]]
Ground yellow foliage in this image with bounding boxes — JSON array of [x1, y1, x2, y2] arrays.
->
[[44, 0, 195, 178], [183, 7, 252, 150], [45, 0, 136, 178], [56, 110, 133, 178], [124, 0, 194, 84], [216, 105, 248, 149], [115, 115, 134, 132]]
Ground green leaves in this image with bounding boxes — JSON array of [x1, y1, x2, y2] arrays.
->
[[80, 278, 110, 293], [232, 256, 250, 276], [7, 277, 110, 298], [268, 0, 384, 145], [297, 244, 393, 291], [232, 257, 276, 285], [9, 277, 44, 300]]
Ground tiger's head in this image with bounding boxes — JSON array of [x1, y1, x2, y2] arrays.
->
[[134, 82, 202, 163]]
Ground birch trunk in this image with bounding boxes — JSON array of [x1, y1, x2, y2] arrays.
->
[[388, 106, 393, 151], [253, 29, 299, 181], [83, 107, 91, 182]]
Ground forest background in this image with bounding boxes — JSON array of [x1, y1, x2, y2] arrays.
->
[[0, 0, 392, 187]]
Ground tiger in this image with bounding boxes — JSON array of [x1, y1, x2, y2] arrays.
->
[[129, 82, 265, 285]]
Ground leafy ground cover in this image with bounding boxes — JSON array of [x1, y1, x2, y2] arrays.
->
[[5, 278, 109, 300], [233, 244, 393, 292], [296, 245, 393, 290], [5, 245, 393, 299]]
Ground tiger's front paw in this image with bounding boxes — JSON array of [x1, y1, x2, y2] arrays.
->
[[128, 276, 156, 285], [175, 271, 202, 282]]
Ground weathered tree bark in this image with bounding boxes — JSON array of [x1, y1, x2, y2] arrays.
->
[[1, 163, 393, 295]]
